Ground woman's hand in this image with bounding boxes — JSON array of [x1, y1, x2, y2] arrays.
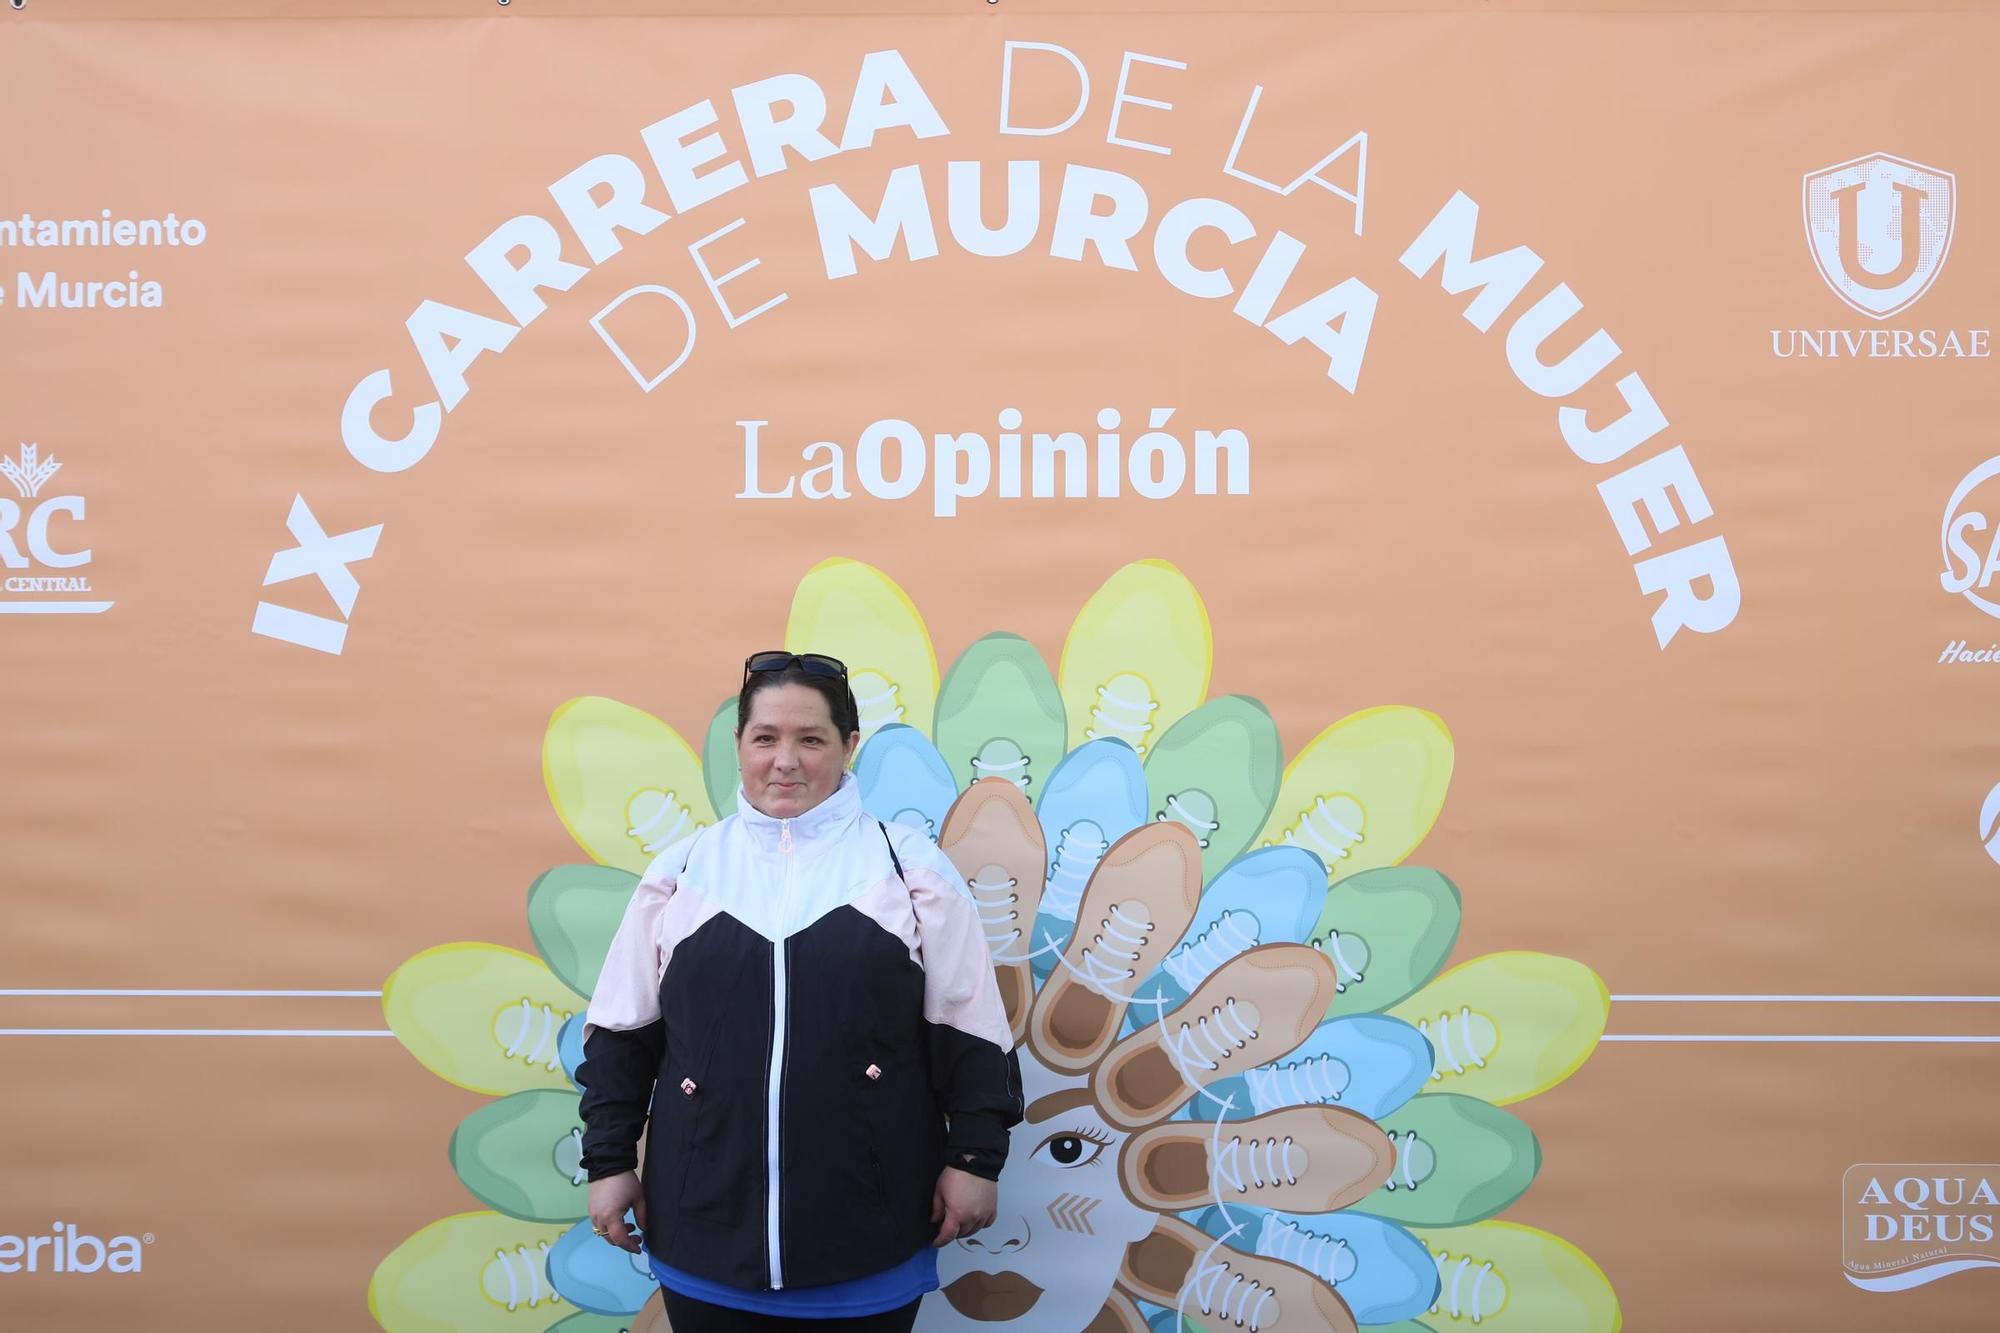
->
[[931, 1166, 998, 1246], [588, 1171, 646, 1253]]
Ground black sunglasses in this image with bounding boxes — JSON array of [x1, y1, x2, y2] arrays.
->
[[743, 651, 849, 685]]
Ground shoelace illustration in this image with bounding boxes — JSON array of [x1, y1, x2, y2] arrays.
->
[[1431, 1248, 1500, 1323], [1164, 909, 1260, 992], [969, 746, 1030, 789], [566, 1127, 587, 1186], [500, 999, 569, 1072], [1315, 928, 1368, 992], [1167, 999, 1259, 1074], [489, 1241, 556, 1310], [853, 674, 905, 732], [1259, 1216, 1357, 1287], [1246, 1052, 1351, 1112], [627, 791, 692, 854], [1189, 1254, 1280, 1332], [1040, 821, 1107, 921], [1085, 674, 1159, 749], [1161, 791, 1221, 846], [1417, 1005, 1489, 1080], [1073, 902, 1153, 995], [1282, 795, 1364, 860], [1384, 1128, 1427, 1190], [967, 870, 1023, 955], [1214, 1134, 1302, 1194]]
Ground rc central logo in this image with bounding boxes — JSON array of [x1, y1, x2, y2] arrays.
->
[[0, 442, 111, 615], [1843, 1165, 2000, 1292], [1804, 153, 1955, 320]]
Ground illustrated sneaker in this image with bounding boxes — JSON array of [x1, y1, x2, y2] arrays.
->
[[1386, 951, 1609, 1106], [855, 723, 959, 835], [450, 1088, 589, 1222], [937, 778, 1048, 1039], [1254, 706, 1454, 885], [548, 1292, 670, 1332], [383, 943, 586, 1095], [1058, 559, 1210, 757], [1082, 1287, 1149, 1333], [932, 631, 1068, 803], [1197, 1207, 1439, 1327], [1143, 695, 1283, 880], [544, 696, 716, 875], [1187, 1013, 1434, 1124], [702, 695, 740, 818], [785, 556, 939, 742], [1359, 1092, 1540, 1227], [1314, 866, 1462, 1019], [1031, 822, 1201, 1072], [1118, 1215, 1356, 1333], [547, 1217, 658, 1316], [1092, 944, 1339, 1129], [1121, 1104, 1394, 1213], [1409, 1219, 1622, 1331], [1030, 738, 1152, 977], [1131, 846, 1325, 1020], [369, 1211, 573, 1329], [527, 864, 643, 1000]]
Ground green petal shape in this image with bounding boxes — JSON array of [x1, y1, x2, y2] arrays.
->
[[450, 1089, 588, 1222], [933, 632, 1066, 805], [1143, 694, 1281, 881], [1359, 1092, 1540, 1226], [702, 696, 738, 818], [527, 866, 640, 1000], [1316, 866, 1463, 1018]]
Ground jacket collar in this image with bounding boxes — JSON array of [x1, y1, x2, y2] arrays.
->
[[733, 772, 864, 851]]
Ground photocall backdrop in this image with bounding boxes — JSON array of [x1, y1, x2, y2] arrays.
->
[[4, 2, 1998, 1329]]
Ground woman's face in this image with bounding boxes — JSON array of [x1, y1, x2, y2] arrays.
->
[[735, 682, 858, 819]]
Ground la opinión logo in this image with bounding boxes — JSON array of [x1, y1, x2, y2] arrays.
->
[[0, 443, 113, 615], [0, 1223, 152, 1275]]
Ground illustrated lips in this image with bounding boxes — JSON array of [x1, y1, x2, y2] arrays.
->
[[941, 1270, 1045, 1321]]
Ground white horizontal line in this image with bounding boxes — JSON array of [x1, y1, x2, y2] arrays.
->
[[1603, 1034, 2000, 1044], [0, 988, 383, 998], [0, 601, 114, 614], [0, 1028, 395, 1037], [1612, 994, 2000, 1004]]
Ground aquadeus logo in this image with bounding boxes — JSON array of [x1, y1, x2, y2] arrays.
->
[[1804, 153, 1955, 320], [0, 1223, 151, 1275], [0, 442, 113, 615], [1844, 1165, 2000, 1292]]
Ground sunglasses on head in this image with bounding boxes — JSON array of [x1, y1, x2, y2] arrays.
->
[[743, 651, 849, 685]]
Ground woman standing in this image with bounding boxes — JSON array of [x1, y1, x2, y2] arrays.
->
[[579, 651, 1023, 1331]]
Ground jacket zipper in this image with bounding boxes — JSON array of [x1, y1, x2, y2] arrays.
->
[[765, 815, 794, 1289]]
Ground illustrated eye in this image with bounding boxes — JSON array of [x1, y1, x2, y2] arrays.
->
[[1033, 1130, 1109, 1169]]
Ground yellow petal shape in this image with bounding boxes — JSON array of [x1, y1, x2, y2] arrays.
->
[[1410, 1219, 1621, 1331], [1387, 952, 1609, 1106], [544, 696, 715, 874], [1257, 706, 1453, 884], [370, 1212, 573, 1332], [384, 943, 586, 1096], [786, 557, 938, 742], [1057, 559, 1211, 757]]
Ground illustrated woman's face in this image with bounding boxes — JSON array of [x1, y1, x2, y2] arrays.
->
[[736, 682, 857, 819], [926, 1052, 1157, 1330]]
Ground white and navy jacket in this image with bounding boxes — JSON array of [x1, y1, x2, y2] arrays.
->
[[578, 774, 1022, 1291]]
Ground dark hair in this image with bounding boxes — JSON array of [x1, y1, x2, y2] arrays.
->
[[736, 663, 861, 739]]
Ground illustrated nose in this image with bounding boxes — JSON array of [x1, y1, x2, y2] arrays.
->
[[961, 1212, 1029, 1254]]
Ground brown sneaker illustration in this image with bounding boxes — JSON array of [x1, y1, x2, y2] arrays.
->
[[938, 778, 1048, 1042], [1120, 1104, 1395, 1213], [1082, 1287, 1148, 1333], [1029, 821, 1202, 1073], [1118, 1215, 1356, 1333], [1091, 943, 1337, 1130]]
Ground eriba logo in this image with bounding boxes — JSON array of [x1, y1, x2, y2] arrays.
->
[[1941, 456, 2000, 618], [0, 1224, 151, 1275], [1844, 1166, 2000, 1292]]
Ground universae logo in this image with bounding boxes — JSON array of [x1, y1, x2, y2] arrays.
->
[[1843, 1165, 2000, 1292], [0, 442, 112, 614], [0, 1223, 151, 1275]]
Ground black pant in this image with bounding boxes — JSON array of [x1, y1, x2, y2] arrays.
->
[[658, 1288, 922, 1332]]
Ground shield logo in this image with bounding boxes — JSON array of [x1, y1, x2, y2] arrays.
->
[[1803, 152, 1956, 319]]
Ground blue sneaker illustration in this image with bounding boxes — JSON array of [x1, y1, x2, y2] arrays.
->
[[1029, 738, 1150, 978], [1188, 1013, 1434, 1123], [1198, 1206, 1439, 1325], [548, 1217, 655, 1315], [854, 723, 958, 836]]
